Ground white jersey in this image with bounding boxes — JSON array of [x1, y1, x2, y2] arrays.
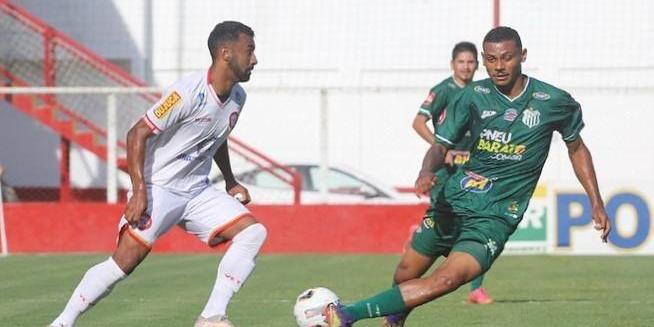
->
[[141, 70, 246, 195]]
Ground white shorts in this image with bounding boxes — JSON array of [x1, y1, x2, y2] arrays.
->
[[118, 185, 251, 248]]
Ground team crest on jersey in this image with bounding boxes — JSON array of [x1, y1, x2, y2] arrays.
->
[[503, 108, 518, 121], [459, 171, 493, 193], [474, 85, 491, 94], [532, 91, 551, 101], [422, 91, 437, 107], [229, 111, 240, 129], [137, 214, 152, 231], [522, 107, 541, 128], [437, 109, 447, 125], [154, 91, 182, 119]]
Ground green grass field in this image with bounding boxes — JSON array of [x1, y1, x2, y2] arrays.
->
[[1, 254, 652, 327]]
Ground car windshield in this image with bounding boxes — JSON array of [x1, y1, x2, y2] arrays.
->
[[306, 166, 389, 198], [229, 165, 391, 199], [237, 168, 293, 190]]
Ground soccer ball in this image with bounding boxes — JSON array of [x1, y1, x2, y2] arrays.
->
[[293, 287, 340, 327]]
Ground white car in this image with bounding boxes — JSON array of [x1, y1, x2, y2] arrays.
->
[[212, 163, 423, 205]]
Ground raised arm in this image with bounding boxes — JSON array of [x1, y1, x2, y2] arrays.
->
[[124, 120, 155, 226], [214, 140, 250, 204], [566, 137, 610, 242]]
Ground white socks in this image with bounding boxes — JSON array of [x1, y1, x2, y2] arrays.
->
[[200, 223, 267, 318], [51, 257, 126, 326]]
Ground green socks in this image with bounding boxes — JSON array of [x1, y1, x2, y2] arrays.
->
[[470, 274, 485, 291], [342, 286, 408, 321]]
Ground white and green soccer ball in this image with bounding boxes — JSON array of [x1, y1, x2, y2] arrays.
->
[[293, 287, 340, 327]]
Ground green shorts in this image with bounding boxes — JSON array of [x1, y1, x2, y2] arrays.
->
[[410, 209, 515, 272]]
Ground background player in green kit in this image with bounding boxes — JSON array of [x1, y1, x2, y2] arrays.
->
[[405, 42, 494, 313], [324, 26, 611, 327]]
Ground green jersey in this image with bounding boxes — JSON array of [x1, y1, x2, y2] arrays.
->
[[419, 76, 462, 131], [435, 76, 584, 226], [419, 77, 473, 204]]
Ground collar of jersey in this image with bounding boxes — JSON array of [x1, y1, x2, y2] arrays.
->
[[451, 75, 466, 88], [492, 75, 531, 103]]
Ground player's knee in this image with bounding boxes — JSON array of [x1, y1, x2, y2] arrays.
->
[[428, 272, 464, 294], [112, 253, 142, 275], [233, 222, 267, 250], [393, 262, 414, 283], [113, 239, 150, 275]]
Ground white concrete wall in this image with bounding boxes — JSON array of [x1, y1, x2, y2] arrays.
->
[[1, 0, 652, 194]]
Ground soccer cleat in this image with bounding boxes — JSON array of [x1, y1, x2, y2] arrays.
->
[[381, 313, 406, 327], [323, 303, 353, 327], [193, 314, 235, 327], [467, 287, 494, 305]]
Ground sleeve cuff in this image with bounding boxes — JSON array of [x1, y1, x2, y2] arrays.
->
[[562, 123, 585, 142], [143, 114, 162, 134], [418, 108, 432, 118], [435, 134, 455, 148]]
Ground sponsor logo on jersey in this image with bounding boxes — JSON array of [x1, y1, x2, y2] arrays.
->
[[522, 107, 541, 128], [153, 91, 182, 119], [229, 111, 240, 129], [474, 85, 491, 94], [532, 91, 551, 101], [480, 129, 513, 143], [422, 91, 437, 107], [488, 153, 523, 161], [481, 110, 497, 119], [503, 108, 518, 121], [451, 150, 470, 166], [176, 153, 208, 162], [460, 170, 493, 193], [477, 129, 526, 160], [437, 109, 447, 125], [194, 116, 212, 124]]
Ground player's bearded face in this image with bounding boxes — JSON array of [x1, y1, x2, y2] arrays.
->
[[482, 40, 525, 88], [229, 34, 258, 82]]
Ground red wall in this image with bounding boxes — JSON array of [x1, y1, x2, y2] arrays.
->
[[3, 203, 427, 253]]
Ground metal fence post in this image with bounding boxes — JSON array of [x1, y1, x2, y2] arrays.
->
[[106, 93, 117, 203]]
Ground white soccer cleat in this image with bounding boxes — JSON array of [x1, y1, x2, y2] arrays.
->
[[193, 315, 235, 327]]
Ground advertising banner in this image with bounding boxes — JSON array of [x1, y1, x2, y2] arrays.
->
[[549, 182, 653, 255]]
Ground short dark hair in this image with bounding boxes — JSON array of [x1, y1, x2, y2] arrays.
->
[[483, 26, 522, 49], [452, 42, 478, 61], [207, 21, 254, 61]]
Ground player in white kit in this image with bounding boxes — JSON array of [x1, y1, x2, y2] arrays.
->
[[49, 21, 265, 327]]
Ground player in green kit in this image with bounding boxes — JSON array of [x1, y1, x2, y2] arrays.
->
[[404, 42, 493, 315], [323, 26, 611, 327]]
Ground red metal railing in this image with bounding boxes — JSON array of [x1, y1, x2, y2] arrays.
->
[[0, 0, 303, 204]]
